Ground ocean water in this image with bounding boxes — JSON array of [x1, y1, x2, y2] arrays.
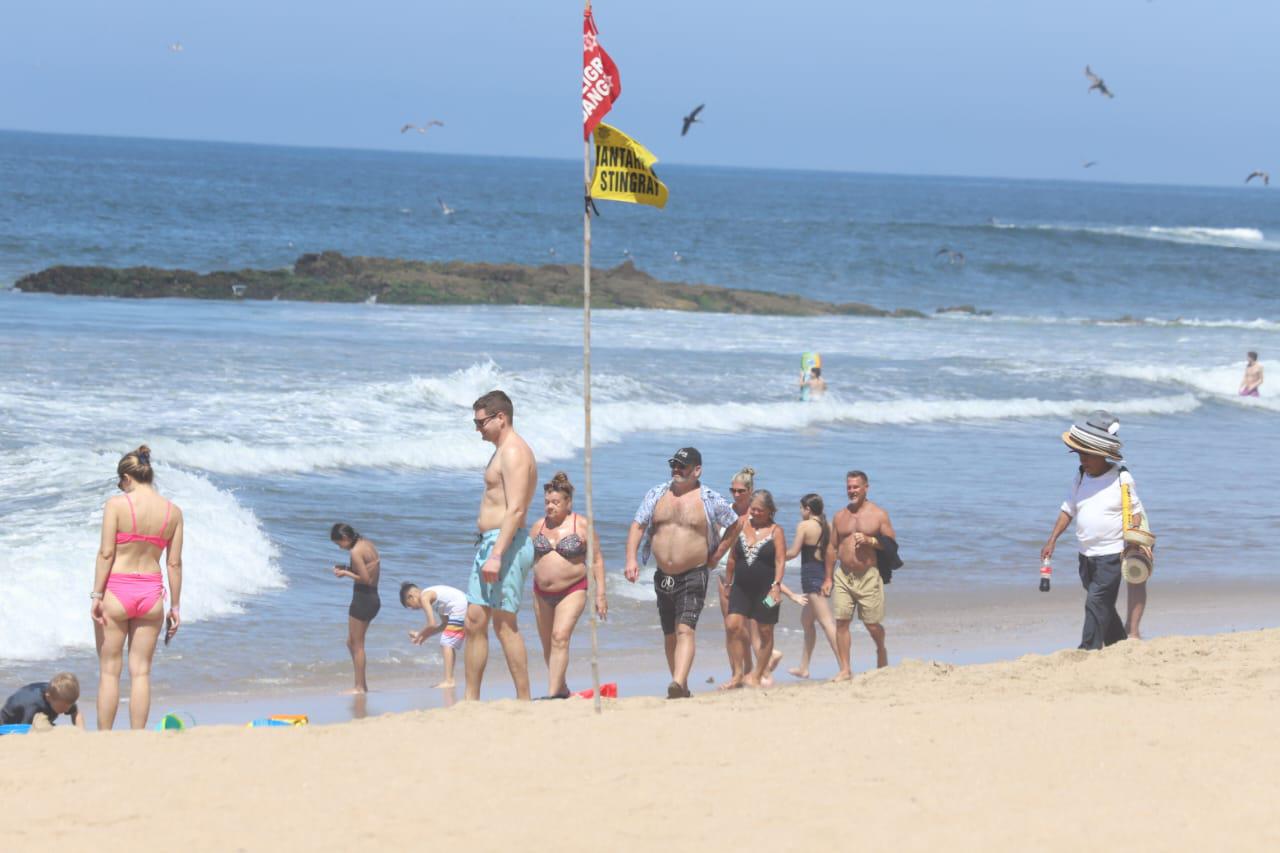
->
[[0, 130, 1277, 701]]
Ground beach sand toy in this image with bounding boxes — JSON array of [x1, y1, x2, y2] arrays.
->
[[573, 683, 618, 699], [0, 724, 33, 736], [154, 712, 193, 731], [247, 715, 309, 728]]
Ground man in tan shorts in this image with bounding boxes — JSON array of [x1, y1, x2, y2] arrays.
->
[[825, 470, 895, 679]]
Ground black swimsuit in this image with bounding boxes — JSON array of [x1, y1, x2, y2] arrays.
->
[[347, 555, 381, 622], [728, 526, 781, 625]]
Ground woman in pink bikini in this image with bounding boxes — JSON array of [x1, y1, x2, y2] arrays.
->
[[90, 445, 184, 729], [530, 472, 606, 699]]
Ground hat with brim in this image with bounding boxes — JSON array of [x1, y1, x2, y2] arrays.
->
[[1062, 430, 1123, 460], [1061, 410, 1124, 460]]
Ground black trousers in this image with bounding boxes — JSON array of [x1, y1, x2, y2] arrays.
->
[[1078, 553, 1127, 650]]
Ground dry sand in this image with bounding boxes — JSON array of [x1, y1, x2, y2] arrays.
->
[[3, 628, 1278, 852]]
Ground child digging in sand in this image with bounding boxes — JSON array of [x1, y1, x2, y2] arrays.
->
[[2, 672, 85, 729], [400, 582, 467, 688]]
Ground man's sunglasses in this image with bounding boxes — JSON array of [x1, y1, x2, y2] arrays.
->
[[473, 413, 500, 428], [729, 487, 749, 495]]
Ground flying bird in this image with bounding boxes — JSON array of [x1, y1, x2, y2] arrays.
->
[[1084, 66, 1114, 98], [168, 42, 184, 53], [401, 120, 444, 135], [1082, 160, 1099, 169], [1245, 170, 1270, 186], [680, 104, 705, 137], [935, 247, 966, 265], [437, 198, 454, 216]]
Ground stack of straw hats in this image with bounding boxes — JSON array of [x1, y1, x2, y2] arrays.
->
[[1062, 410, 1123, 460]]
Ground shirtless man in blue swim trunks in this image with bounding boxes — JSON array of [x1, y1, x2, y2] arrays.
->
[[465, 390, 537, 701]]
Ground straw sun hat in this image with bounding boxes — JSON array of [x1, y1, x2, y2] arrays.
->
[[1061, 410, 1123, 460]]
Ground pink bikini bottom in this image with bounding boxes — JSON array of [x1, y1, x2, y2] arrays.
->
[[106, 573, 166, 619]]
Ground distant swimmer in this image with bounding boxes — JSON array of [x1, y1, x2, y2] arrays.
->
[[673, 250, 684, 262], [1245, 171, 1270, 186], [401, 120, 444, 134], [1082, 160, 1099, 169], [935, 247, 966, 265], [1239, 351, 1264, 397], [681, 104, 705, 136], [800, 367, 826, 399], [1084, 65, 1114, 98], [437, 197, 454, 216], [168, 42, 184, 53]]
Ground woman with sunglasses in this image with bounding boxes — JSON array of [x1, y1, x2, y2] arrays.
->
[[91, 445, 184, 729]]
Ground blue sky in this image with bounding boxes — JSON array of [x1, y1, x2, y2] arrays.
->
[[3, 0, 1277, 185]]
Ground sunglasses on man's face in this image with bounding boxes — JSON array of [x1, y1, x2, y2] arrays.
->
[[669, 462, 691, 473], [473, 413, 500, 428]]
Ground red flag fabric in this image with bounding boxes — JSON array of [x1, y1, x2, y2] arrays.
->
[[582, 9, 622, 141]]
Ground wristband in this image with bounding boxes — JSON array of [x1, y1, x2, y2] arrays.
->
[[170, 606, 181, 615], [89, 591, 104, 600]]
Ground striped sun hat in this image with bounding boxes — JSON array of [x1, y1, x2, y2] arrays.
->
[[1061, 410, 1123, 460]]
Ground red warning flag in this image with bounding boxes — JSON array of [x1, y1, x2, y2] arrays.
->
[[582, 7, 622, 140]]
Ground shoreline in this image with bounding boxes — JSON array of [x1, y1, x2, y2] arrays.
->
[[35, 574, 1280, 728], [5, 627, 1279, 850]]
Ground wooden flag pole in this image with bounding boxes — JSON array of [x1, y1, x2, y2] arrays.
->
[[583, 2, 603, 714]]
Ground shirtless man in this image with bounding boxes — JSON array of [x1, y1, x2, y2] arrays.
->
[[826, 470, 895, 679], [1239, 351, 1264, 397], [466, 390, 537, 701], [625, 447, 737, 698]]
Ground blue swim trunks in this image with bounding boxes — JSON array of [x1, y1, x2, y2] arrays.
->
[[467, 528, 534, 614]]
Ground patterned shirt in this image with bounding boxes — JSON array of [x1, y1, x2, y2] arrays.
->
[[632, 481, 738, 567]]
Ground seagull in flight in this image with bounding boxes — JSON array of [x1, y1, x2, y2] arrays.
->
[[437, 198, 454, 216], [401, 120, 444, 135], [1082, 160, 1099, 169], [1085, 66, 1114, 98], [681, 104, 705, 137], [168, 42, 184, 53], [935, 247, 966, 265], [1245, 170, 1270, 186]]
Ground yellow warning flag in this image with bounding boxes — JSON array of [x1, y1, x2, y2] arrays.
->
[[590, 123, 669, 209]]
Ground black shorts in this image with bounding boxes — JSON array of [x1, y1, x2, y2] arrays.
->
[[349, 585, 381, 622], [728, 579, 781, 625], [654, 566, 709, 635]]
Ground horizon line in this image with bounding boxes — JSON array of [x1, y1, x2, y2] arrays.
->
[[0, 126, 1253, 194]]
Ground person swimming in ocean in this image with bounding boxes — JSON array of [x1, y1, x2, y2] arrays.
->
[[1239, 351, 1263, 397], [800, 367, 826, 400], [331, 522, 381, 694]]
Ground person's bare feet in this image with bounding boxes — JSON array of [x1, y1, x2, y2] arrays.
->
[[768, 649, 783, 672], [718, 678, 745, 691], [744, 674, 761, 688], [433, 679, 456, 688], [760, 672, 775, 688], [829, 671, 852, 683], [788, 667, 810, 679]]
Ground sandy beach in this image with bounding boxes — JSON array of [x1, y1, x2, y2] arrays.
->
[[4, 627, 1278, 852]]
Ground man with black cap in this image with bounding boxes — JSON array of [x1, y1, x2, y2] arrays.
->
[[625, 447, 738, 698], [1041, 411, 1147, 649]]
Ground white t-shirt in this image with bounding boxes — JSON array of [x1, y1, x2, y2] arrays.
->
[[1061, 467, 1144, 557], [424, 585, 468, 622]]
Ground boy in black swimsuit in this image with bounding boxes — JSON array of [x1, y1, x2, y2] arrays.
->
[[2, 672, 84, 728]]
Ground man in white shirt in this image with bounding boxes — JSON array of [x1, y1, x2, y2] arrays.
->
[[1041, 411, 1146, 649]]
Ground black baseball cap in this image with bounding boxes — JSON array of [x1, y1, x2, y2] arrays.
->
[[668, 447, 702, 468]]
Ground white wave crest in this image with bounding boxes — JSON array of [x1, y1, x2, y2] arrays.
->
[[1099, 364, 1280, 411], [0, 448, 284, 662], [994, 221, 1278, 251]]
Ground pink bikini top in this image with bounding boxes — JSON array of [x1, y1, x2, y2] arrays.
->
[[115, 493, 173, 550]]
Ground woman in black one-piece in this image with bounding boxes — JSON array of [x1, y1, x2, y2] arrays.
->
[[724, 490, 787, 688], [330, 522, 381, 694]]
